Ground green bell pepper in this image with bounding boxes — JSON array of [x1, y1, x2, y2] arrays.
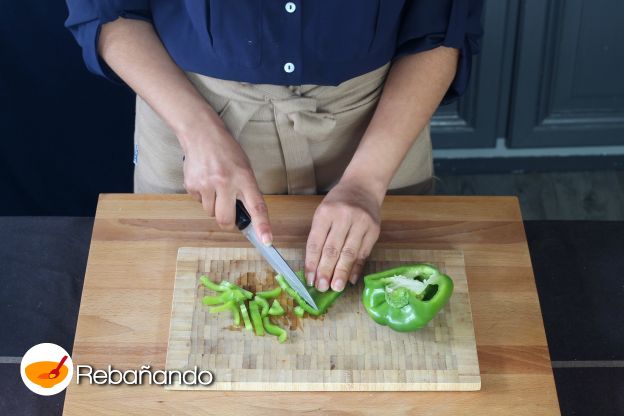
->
[[293, 306, 305, 318], [362, 263, 453, 332], [268, 300, 285, 316], [254, 295, 270, 317], [209, 300, 241, 326], [275, 271, 343, 316], [239, 303, 253, 331], [255, 287, 282, 299], [262, 316, 287, 343], [249, 300, 265, 336]]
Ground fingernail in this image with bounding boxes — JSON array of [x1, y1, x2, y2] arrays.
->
[[349, 274, 358, 285], [306, 272, 315, 286], [332, 279, 346, 292], [261, 233, 272, 246], [317, 278, 329, 292]]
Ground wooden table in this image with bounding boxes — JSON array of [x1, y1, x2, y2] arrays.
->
[[63, 194, 560, 415]]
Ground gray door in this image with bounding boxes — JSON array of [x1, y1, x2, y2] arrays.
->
[[432, 0, 624, 150]]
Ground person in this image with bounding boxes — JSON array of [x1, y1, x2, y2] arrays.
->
[[65, 1, 483, 293]]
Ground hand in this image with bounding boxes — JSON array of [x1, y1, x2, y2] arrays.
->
[[305, 177, 384, 292], [180, 120, 273, 244]]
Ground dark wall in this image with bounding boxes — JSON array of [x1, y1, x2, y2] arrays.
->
[[0, 2, 135, 216]]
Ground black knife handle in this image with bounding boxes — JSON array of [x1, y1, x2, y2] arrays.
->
[[235, 199, 251, 230]]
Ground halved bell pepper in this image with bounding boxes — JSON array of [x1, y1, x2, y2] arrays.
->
[[362, 264, 453, 332]]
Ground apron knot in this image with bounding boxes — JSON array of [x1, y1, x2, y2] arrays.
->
[[270, 96, 337, 141]]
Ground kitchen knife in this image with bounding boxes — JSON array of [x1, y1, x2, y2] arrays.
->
[[235, 200, 319, 311]]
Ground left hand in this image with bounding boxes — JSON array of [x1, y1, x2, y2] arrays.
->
[[305, 178, 384, 292]]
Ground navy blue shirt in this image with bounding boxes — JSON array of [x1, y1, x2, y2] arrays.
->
[[65, 1, 483, 103]]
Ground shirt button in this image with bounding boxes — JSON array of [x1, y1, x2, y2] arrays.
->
[[284, 62, 295, 73], [285, 2, 296, 13]]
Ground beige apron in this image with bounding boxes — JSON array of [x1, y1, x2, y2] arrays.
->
[[133, 63, 434, 195]]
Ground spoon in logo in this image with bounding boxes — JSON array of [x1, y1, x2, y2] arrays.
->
[[38, 355, 68, 379]]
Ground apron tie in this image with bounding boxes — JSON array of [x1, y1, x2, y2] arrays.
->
[[219, 87, 337, 194]]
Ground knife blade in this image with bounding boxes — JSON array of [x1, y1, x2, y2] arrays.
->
[[235, 200, 318, 311]]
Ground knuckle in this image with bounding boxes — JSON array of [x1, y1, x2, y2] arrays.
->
[[316, 203, 333, 216], [306, 242, 321, 254], [210, 176, 228, 189], [340, 246, 357, 259], [251, 200, 268, 215], [323, 245, 339, 258], [337, 204, 353, 217], [196, 178, 213, 191]]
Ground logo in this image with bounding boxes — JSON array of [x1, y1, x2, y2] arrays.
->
[[20, 343, 74, 396]]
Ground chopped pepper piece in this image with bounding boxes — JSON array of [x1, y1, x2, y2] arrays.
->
[[202, 294, 226, 306], [362, 263, 453, 332], [262, 316, 287, 343], [268, 300, 285, 316], [219, 281, 253, 300], [249, 300, 264, 336], [254, 295, 270, 317], [199, 276, 228, 292], [208, 300, 241, 326], [293, 306, 305, 318], [239, 303, 253, 331], [255, 287, 282, 299], [276, 271, 343, 316]]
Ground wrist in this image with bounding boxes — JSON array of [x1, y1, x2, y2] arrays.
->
[[339, 168, 387, 206], [172, 106, 228, 153]]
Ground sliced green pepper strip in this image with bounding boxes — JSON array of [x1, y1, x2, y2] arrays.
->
[[208, 300, 235, 313], [203, 289, 247, 305], [255, 287, 282, 299], [248, 301, 264, 336], [254, 295, 270, 317], [239, 303, 252, 331], [268, 300, 285, 316], [293, 306, 305, 318], [276, 271, 343, 316], [262, 316, 287, 343], [275, 274, 299, 298], [361, 263, 454, 332], [199, 276, 228, 292], [208, 300, 240, 326], [219, 281, 253, 299], [202, 294, 226, 306]]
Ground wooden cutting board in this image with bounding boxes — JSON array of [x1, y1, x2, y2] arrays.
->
[[165, 247, 480, 391]]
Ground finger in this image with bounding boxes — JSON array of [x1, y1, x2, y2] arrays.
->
[[330, 225, 365, 292], [305, 209, 332, 287], [214, 190, 236, 230], [200, 189, 216, 217], [350, 229, 379, 285], [349, 255, 367, 285], [315, 220, 351, 292], [241, 186, 272, 246]]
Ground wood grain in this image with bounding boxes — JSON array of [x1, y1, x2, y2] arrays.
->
[[166, 247, 480, 391], [63, 195, 560, 415]]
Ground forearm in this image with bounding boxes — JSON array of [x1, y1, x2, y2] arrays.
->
[[98, 17, 224, 152], [342, 47, 459, 200]]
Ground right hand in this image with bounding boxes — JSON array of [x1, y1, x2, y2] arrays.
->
[[180, 121, 273, 245]]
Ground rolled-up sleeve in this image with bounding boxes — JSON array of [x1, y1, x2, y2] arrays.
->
[[394, 0, 484, 103], [65, 0, 152, 81]]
